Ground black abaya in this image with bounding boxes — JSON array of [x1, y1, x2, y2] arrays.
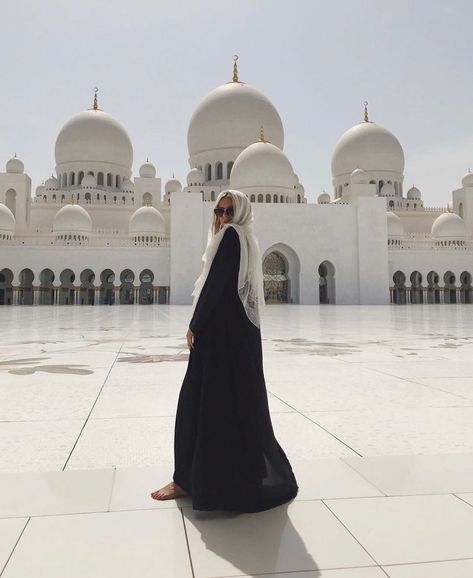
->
[[173, 226, 298, 512]]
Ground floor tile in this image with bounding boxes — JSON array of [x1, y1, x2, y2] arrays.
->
[[290, 459, 383, 501], [2, 509, 192, 578], [0, 469, 114, 518], [325, 494, 473, 565], [304, 407, 473, 456], [0, 383, 103, 421], [342, 453, 473, 495], [0, 420, 84, 473], [183, 500, 375, 577], [271, 413, 358, 460], [0, 518, 28, 574], [240, 568, 387, 577], [65, 416, 175, 470], [109, 465, 191, 511], [383, 558, 473, 577]]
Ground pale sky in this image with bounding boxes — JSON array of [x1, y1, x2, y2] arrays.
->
[[1, 0, 473, 206]]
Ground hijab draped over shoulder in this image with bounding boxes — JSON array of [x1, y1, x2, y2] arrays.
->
[[190, 189, 265, 328]]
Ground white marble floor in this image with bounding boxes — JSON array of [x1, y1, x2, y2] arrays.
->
[[0, 304, 473, 577]]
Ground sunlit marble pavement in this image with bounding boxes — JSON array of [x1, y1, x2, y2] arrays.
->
[[1, 304, 473, 577]]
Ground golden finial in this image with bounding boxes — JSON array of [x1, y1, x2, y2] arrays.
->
[[363, 101, 369, 122], [259, 125, 265, 142], [93, 87, 98, 111], [232, 55, 239, 82]]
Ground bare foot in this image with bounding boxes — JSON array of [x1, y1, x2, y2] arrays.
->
[[150, 482, 188, 501]]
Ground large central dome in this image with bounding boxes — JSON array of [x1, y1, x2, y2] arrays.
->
[[187, 81, 284, 160], [331, 121, 404, 179], [55, 109, 133, 171]]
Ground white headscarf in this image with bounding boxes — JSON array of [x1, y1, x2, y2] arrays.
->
[[190, 189, 265, 328]]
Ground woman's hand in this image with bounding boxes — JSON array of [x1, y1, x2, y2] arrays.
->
[[186, 328, 195, 350]]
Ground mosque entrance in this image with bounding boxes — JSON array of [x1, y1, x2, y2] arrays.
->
[[444, 271, 457, 304], [0, 269, 13, 305], [19, 269, 34, 305], [460, 271, 473, 304], [392, 271, 406, 304], [427, 271, 441, 304], [410, 271, 423, 304], [318, 261, 336, 304], [80, 269, 95, 305], [120, 269, 135, 304], [263, 252, 288, 303], [100, 269, 115, 305], [39, 269, 55, 305], [139, 270, 154, 304]]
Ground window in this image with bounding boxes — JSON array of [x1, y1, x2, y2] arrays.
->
[[216, 162, 223, 179], [205, 164, 212, 181], [107, 173, 112, 186], [97, 172, 104, 186], [227, 162, 233, 179], [78, 172, 84, 185]]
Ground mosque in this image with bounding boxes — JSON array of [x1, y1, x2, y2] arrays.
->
[[1, 58, 472, 307]]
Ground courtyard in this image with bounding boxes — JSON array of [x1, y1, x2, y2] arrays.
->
[[0, 304, 473, 576]]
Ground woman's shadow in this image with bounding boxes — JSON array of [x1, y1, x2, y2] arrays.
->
[[180, 500, 321, 576]]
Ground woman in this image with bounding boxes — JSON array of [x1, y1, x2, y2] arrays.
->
[[151, 190, 298, 512]]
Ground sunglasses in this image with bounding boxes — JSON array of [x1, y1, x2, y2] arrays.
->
[[214, 207, 234, 217]]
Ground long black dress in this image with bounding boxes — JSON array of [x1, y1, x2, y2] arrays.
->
[[173, 226, 298, 512]]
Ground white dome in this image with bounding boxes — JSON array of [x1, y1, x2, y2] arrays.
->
[[431, 212, 466, 238], [387, 211, 404, 237], [165, 178, 182, 194], [55, 109, 133, 170], [139, 162, 156, 178], [407, 186, 421, 200], [332, 122, 404, 178], [380, 182, 395, 197], [35, 184, 45, 196], [230, 141, 295, 190], [129, 206, 165, 234], [81, 174, 96, 188], [188, 82, 284, 158], [45, 176, 58, 190], [350, 168, 369, 184], [318, 192, 331, 204], [6, 156, 24, 174], [187, 168, 204, 186], [53, 204, 92, 233], [462, 171, 473, 187], [0, 203, 15, 232]]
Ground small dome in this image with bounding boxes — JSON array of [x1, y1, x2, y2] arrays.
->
[[462, 171, 473, 187], [0, 203, 16, 233], [139, 162, 156, 178], [122, 177, 134, 192], [45, 176, 58, 190], [318, 192, 331, 204], [55, 109, 133, 170], [387, 211, 404, 237], [165, 178, 182, 194], [35, 184, 45, 196], [380, 182, 395, 197], [431, 212, 466, 238], [188, 81, 284, 159], [6, 156, 24, 174], [129, 206, 165, 235], [350, 168, 368, 184], [53, 204, 92, 233], [230, 141, 296, 190], [332, 121, 404, 179], [81, 174, 96, 188], [187, 168, 204, 186], [407, 186, 421, 200]]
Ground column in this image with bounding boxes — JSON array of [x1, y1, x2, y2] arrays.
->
[[33, 286, 40, 305], [12, 286, 19, 305], [94, 286, 100, 306], [114, 286, 119, 305]]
